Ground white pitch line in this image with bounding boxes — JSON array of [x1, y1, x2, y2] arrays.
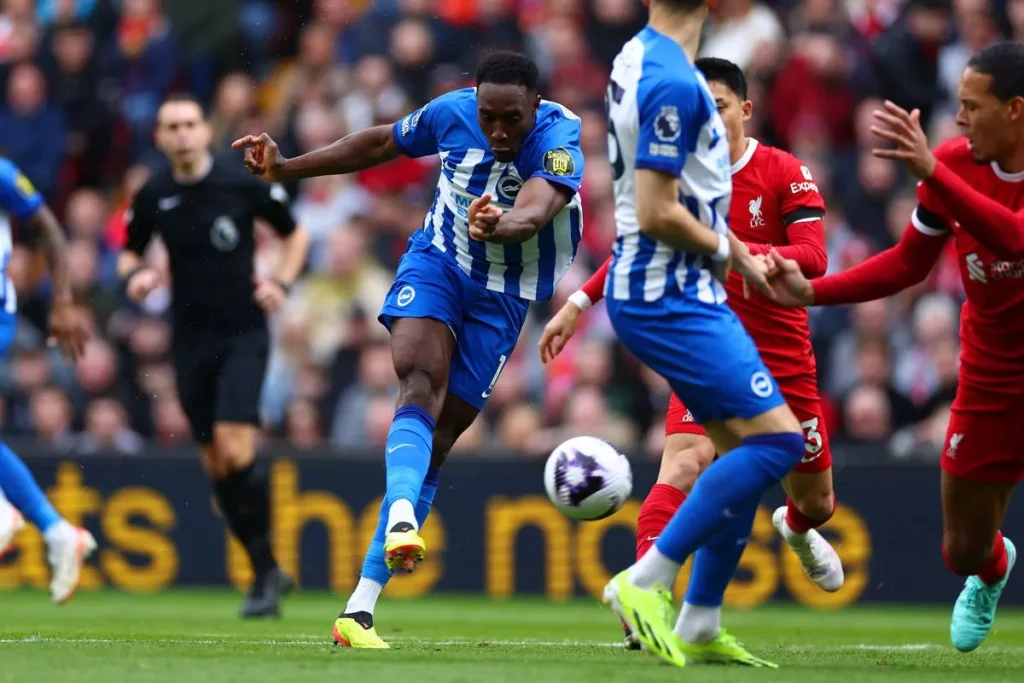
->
[[1, 636, 1019, 654]]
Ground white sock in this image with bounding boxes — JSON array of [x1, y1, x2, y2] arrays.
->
[[386, 499, 417, 531], [43, 519, 73, 546], [674, 602, 721, 644], [345, 577, 385, 615], [628, 545, 681, 589]]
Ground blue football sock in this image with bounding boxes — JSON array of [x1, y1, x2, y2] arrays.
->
[[654, 432, 803, 564], [359, 467, 442, 587], [684, 499, 759, 607], [384, 405, 435, 521], [0, 443, 61, 532]]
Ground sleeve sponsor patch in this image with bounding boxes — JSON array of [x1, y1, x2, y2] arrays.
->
[[401, 107, 425, 137], [543, 148, 575, 176]]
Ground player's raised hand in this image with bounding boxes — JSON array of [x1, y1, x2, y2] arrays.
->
[[232, 133, 286, 181], [253, 277, 288, 313], [766, 248, 815, 307], [47, 301, 88, 362], [870, 101, 936, 179], [468, 194, 503, 242], [125, 267, 161, 304], [539, 301, 582, 364], [730, 234, 775, 299]]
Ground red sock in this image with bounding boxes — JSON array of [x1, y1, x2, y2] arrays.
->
[[784, 493, 836, 534], [977, 532, 1009, 586], [942, 532, 1009, 584], [636, 484, 687, 560]]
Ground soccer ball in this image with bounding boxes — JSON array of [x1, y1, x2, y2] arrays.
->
[[544, 436, 632, 521]]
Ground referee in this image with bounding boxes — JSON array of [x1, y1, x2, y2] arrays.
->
[[117, 94, 309, 618]]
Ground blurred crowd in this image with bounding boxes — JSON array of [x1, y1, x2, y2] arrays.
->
[[0, 0, 1005, 460]]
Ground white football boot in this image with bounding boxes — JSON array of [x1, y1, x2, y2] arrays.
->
[[773, 506, 844, 592]]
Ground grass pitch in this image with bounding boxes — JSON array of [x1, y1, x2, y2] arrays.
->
[[1, 590, 1022, 682]]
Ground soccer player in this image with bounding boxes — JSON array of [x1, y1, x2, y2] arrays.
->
[[233, 52, 585, 648], [767, 42, 1023, 653], [0, 158, 96, 604], [540, 56, 841, 649], [596, 0, 804, 668], [118, 94, 309, 618]]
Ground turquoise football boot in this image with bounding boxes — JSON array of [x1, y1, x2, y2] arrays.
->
[[951, 537, 1016, 652]]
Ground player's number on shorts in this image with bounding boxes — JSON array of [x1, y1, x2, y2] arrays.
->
[[605, 79, 625, 182], [481, 354, 509, 399], [800, 417, 823, 455]]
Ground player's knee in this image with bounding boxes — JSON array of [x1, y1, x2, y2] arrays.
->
[[658, 439, 715, 492], [395, 364, 446, 409], [943, 531, 992, 574]]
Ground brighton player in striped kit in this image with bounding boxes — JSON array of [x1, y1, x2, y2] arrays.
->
[[234, 52, 584, 647], [596, 0, 806, 668]]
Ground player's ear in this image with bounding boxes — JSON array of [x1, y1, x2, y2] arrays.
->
[[533, 94, 541, 115], [741, 99, 753, 123], [1006, 96, 1024, 124]]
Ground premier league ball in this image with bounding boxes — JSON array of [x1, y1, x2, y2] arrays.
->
[[544, 436, 632, 521]]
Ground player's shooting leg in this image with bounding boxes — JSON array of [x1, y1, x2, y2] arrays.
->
[[943, 471, 1016, 652]]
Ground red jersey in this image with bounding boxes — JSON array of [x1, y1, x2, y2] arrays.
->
[[577, 139, 827, 397], [813, 137, 1024, 412], [724, 140, 827, 392], [918, 138, 1024, 410]]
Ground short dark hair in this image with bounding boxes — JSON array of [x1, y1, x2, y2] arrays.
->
[[695, 57, 748, 101], [159, 92, 206, 117], [652, 0, 707, 12], [475, 51, 539, 92], [967, 42, 1024, 102]]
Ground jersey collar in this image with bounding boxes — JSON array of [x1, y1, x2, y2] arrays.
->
[[991, 161, 1024, 183], [731, 138, 758, 175]]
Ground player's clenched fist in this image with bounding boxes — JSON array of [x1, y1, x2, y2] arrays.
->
[[232, 133, 286, 181], [468, 194, 503, 242]]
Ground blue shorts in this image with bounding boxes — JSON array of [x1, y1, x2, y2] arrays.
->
[[606, 297, 784, 424], [379, 246, 529, 411]]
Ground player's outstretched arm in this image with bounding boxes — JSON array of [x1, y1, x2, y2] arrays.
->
[[538, 257, 610, 363], [924, 163, 1024, 258], [773, 214, 948, 307], [233, 126, 401, 183], [468, 178, 573, 244]]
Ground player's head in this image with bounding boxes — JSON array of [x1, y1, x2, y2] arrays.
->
[[155, 93, 212, 169], [475, 51, 541, 163], [957, 42, 1024, 164], [696, 57, 751, 147]]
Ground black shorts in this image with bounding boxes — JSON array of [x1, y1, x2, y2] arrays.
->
[[173, 326, 269, 444]]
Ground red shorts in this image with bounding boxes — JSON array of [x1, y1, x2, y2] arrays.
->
[[941, 392, 1024, 483], [665, 385, 831, 474]]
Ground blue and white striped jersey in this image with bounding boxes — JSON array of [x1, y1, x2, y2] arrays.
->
[[0, 158, 43, 317], [392, 88, 584, 302], [605, 27, 732, 305]]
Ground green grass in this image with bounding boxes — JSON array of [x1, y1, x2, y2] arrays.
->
[[1, 590, 1022, 682]]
